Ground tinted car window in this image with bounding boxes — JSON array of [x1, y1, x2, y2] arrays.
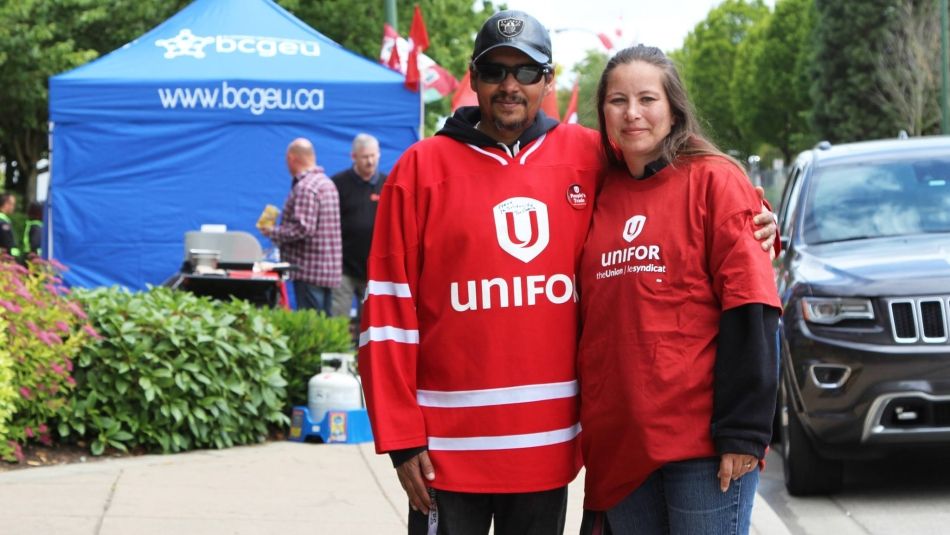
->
[[802, 157, 950, 244], [780, 164, 804, 239]]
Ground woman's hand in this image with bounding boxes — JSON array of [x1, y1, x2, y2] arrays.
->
[[753, 186, 778, 257], [718, 453, 759, 492]]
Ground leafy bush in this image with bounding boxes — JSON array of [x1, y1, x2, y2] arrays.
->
[[65, 287, 291, 456], [0, 315, 15, 461], [261, 308, 352, 408], [0, 259, 93, 462]]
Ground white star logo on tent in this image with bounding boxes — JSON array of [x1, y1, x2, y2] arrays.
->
[[155, 29, 215, 59]]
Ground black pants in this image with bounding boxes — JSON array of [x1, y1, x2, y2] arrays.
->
[[407, 486, 568, 535]]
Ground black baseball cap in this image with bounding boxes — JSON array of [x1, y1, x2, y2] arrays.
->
[[471, 10, 552, 66]]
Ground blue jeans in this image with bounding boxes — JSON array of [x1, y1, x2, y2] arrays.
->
[[293, 281, 333, 315], [606, 457, 758, 535]]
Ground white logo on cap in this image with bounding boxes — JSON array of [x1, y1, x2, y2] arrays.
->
[[497, 18, 525, 38]]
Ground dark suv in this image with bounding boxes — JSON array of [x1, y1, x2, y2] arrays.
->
[[775, 136, 950, 495]]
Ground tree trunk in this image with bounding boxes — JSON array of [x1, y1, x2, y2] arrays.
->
[[12, 129, 42, 205]]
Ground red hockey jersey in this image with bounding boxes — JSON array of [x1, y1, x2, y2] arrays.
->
[[577, 157, 781, 509], [359, 124, 602, 493]]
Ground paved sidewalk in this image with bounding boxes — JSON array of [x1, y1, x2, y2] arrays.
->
[[0, 441, 790, 534]]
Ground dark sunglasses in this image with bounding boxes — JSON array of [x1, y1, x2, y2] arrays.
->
[[473, 62, 552, 85]]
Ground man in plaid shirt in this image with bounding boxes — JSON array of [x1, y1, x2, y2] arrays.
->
[[260, 138, 342, 314]]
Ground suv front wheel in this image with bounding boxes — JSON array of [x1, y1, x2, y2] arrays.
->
[[781, 374, 843, 495]]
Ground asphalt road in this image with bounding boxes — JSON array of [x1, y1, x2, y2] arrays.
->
[[758, 448, 950, 535]]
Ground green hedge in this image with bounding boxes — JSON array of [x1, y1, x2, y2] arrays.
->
[[0, 314, 15, 460], [65, 287, 292, 455], [0, 260, 90, 462], [260, 307, 352, 408]]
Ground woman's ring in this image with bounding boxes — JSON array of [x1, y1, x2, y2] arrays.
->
[[744, 461, 754, 468]]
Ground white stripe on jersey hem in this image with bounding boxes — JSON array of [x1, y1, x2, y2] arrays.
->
[[466, 144, 509, 165], [358, 326, 419, 347], [428, 423, 581, 451], [367, 280, 412, 298], [417, 380, 577, 408]]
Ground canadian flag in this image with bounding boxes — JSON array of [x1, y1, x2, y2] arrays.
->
[[405, 5, 430, 92], [381, 24, 402, 71], [380, 17, 458, 103], [596, 19, 624, 51], [563, 79, 579, 124]]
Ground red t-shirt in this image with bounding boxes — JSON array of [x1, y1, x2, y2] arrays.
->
[[577, 156, 780, 509]]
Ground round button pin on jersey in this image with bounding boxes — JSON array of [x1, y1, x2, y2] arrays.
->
[[566, 183, 588, 210]]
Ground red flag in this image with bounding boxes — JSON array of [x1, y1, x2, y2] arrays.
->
[[382, 20, 458, 102], [380, 23, 397, 62], [405, 5, 430, 91], [423, 63, 459, 102], [563, 80, 579, 124], [451, 70, 478, 112], [387, 40, 401, 71], [596, 32, 614, 51], [380, 23, 402, 72]]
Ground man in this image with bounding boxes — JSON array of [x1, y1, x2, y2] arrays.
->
[[330, 134, 387, 325], [358, 11, 776, 534], [259, 138, 341, 314], [0, 192, 19, 258], [23, 201, 43, 256]]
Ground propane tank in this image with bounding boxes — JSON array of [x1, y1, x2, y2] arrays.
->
[[307, 352, 363, 423]]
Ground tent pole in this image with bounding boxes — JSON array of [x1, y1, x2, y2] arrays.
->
[[419, 84, 425, 139], [46, 120, 54, 260]]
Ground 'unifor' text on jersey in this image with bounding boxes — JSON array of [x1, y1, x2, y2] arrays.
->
[[451, 274, 575, 312]]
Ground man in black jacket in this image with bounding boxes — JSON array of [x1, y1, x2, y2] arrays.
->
[[330, 133, 387, 326]]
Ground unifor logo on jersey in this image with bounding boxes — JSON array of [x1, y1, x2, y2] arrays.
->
[[493, 197, 550, 263], [623, 215, 646, 243]]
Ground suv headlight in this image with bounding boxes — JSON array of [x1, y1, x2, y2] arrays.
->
[[801, 297, 874, 324]]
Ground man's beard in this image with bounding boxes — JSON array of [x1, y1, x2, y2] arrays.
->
[[491, 93, 529, 132]]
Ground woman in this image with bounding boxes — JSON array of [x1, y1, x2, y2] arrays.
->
[[578, 46, 781, 534]]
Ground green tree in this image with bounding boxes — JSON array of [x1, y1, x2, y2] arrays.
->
[[570, 50, 608, 130], [872, 0, 942, 136], [678, 0, 770, 155], [731, 0, 817, 162], [0, 0, 187, 203], [810, 0, 903, 142]]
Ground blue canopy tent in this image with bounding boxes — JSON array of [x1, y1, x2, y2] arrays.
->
[[48, 0, 419, 289]]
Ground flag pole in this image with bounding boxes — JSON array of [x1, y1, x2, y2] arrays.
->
[[407, 4, 429, 140], [385, 0, 397, 32]]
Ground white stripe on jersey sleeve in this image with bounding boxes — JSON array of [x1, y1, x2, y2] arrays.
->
[[428, 423, 581, 451], [367, 280, 413, 298], [358, 326, 420, 347], [417, 380, 577, 408]]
